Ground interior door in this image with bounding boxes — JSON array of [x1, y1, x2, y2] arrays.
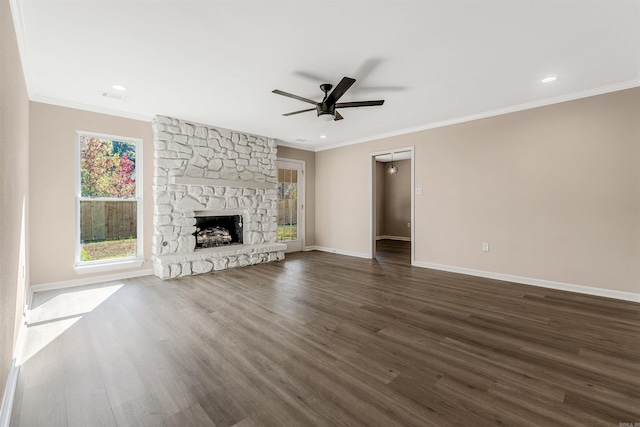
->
[[277, 159, 304, 253]]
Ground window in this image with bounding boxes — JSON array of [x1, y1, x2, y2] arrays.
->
[[75, 131, 143, 273]]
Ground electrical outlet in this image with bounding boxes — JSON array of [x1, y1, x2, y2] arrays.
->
[[407, 222, 411, 228], [482, 242, 489, 252]]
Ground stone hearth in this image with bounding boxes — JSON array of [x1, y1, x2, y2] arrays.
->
[[151, 115, 285, 279]]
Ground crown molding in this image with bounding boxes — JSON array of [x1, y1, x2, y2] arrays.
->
[[13, 0, 639, 156], [30, 95, 153, 122], [30, 79, 640, 151], [315, 79, 640, 152], [275, 140, 315, 151]]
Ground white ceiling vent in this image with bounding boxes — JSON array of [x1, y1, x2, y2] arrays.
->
[[101, 91, 128, 101]]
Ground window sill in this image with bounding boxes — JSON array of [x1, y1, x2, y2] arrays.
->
[[75, 258, 144, 275]]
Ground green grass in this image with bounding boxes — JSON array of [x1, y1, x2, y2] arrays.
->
[[81, 238, 137, 261], [277, 224, 297, 241]]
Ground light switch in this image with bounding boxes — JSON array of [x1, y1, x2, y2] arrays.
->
[[415, 187, 423, 195]]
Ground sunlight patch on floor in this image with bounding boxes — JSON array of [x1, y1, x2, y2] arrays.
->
[[22, 283, 123, 363]]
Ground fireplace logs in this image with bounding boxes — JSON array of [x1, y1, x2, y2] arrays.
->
[[196, 226, 233, 247]]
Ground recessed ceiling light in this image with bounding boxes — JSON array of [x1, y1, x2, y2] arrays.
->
[[320, 135, 327, 139], [541, 76, 557, 83], [112, 84, 128, 91]]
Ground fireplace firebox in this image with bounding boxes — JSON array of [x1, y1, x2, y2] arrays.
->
[[194, 215, 243, 249]]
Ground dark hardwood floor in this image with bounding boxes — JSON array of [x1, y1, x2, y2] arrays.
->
[[376, 238, 411, 265], [11, 247, 640, 426]]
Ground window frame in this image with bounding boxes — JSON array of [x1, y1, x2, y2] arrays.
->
[[74, 131, 144, 274]]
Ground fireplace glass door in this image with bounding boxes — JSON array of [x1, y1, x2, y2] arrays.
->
[[277, 160, 304, 252]]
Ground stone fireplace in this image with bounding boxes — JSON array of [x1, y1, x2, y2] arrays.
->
[[151, 115, 286, 279]]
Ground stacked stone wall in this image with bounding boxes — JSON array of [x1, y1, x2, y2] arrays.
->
[[151, 115, 285, 279]]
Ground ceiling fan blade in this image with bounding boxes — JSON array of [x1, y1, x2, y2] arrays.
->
[[282, 108, 316, 116], [326, 77, 356, 105], [334, 111, 344, 121], [335, 100, 385, 108], [272, 89, 317, 105]]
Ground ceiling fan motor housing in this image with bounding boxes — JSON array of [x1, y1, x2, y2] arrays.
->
[[317, 102, 335, 119]]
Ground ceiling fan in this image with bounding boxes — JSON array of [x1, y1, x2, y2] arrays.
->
[[272, 77, 384, 122]]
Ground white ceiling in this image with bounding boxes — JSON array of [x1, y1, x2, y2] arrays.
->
[[12, 1, 640, 151]]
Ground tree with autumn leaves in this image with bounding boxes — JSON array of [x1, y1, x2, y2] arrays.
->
[[81, 137, 136, 198]]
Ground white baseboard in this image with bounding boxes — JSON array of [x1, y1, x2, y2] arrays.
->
[[376, 235, 412, 242], [0, 361, 19, 427], [0, 317, 26, 427], [413, 261, 640, 303], [304, 246, 370, 259], [29, 269, 154, 306]]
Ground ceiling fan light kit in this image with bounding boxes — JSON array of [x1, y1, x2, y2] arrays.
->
[[273, 77, 384, 122], [318, 112, 335, 122]]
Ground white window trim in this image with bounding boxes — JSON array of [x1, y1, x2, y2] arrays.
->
[[74, 131, 144, 274]]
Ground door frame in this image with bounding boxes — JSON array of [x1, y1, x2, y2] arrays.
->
[[277, 158, 305, 253], [369, 146, 415, 264]]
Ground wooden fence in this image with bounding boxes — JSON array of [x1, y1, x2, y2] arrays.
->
[[80, 200, 137, 241]]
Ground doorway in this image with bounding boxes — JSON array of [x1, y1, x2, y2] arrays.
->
[[369, 147, 415, 264], [277, 159, 305, 253]]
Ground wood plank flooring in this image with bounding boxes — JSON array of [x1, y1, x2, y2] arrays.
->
[[11, 243, 640, 426], [376, 239, 411, 265]]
